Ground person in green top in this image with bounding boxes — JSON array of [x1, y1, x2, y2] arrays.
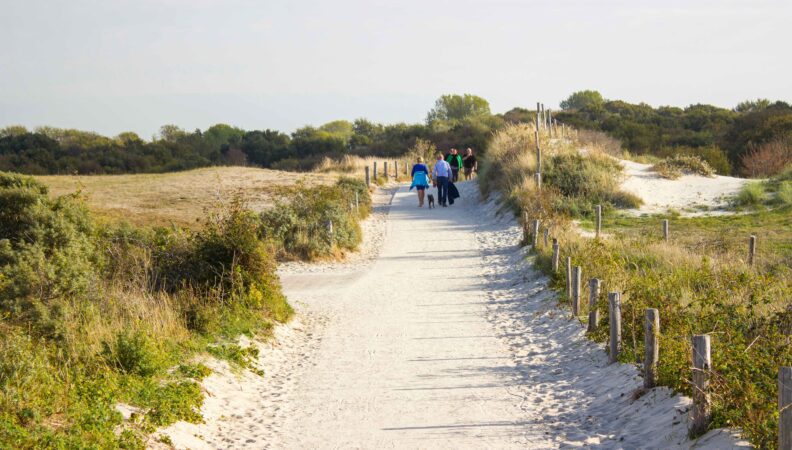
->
[[445, 148, 463, 182]]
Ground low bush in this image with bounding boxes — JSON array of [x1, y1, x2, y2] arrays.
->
[[260, 178, 370, 260], [652, 155, 715, 179], [735, 182, 767, 207], [0, 171, 292, 447]]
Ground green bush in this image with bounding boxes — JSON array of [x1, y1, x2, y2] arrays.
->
[[103, 331, 168, 377], [260, 178, 370, 260], [777, 181, 792, 206], [735, 182, 767, 207]]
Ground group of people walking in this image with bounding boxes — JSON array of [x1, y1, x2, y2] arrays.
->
[[409, 148, 478, 208]]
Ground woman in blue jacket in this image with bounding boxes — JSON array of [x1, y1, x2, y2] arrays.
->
[[410, 157, 431, 207]]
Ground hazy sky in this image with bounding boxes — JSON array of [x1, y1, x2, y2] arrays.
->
[[1, 0, 790, 137]]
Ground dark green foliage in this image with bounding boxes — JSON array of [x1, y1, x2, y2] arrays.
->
[[555, 93, 792, 174]]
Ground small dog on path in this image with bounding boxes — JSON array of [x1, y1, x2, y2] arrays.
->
[[427, 194, 435, 209]]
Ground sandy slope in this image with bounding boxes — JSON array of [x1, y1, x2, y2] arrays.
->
[[160, 182, 750, 449], [619, 160, 747, 216]]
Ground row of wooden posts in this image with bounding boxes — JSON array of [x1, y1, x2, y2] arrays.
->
[[528, 102, 785, 445], [524, 214, 788, 445], [364, 160, 409, 187]]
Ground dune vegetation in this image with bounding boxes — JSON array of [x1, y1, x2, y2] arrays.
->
[[0, 172, 370, 448], [479, 124, 791, 449]]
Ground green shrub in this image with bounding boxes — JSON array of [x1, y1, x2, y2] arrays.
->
[[652, 155, 715, 179], [260, 178, 370, 260], [735, 182, 767, 207], [777, 181, 792, 206], [103, 331, 168, 377]]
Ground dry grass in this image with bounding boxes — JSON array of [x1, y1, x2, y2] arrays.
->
[[36, 166, 340, 227], [314, 154, 412, 180]]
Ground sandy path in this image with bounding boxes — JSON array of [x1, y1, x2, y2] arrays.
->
[[161, 181, 750, 449]]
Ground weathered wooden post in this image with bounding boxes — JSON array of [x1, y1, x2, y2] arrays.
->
[[552, 239, 560, 273], [608, 292, 621, 364], [540, 103, 545, 130], [572, 266, 582, 316], [595, 205, 602, 238], [373, 161, 378, 180], [543, 228, 549, 247], [547, 109, 552, 131], [749, 235, 757, 266], [384, 161, 388, 179], [566, 257, 573, 301], [587, 278, 600, 332], [365, 166, 370, 187], [394, 161, 398, 179], [781, 366, 792, 450], [327, 220, 334, 246], [522, 212, 530, 244], [536, 102, 541, 131], [644, 308, 660, 389], [663, 219, 669, 242], [690, 334, 712, 435], [534, 172, 542, 189], [535, 129, 542, 173], [532, 219, 540, 247]]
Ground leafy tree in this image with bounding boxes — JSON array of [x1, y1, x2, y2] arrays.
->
[[426, 94, 491, 124], [735, 98, 771, 113], [560, 90, 604, 111]]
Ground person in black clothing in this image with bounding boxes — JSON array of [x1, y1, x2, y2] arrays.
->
[[463, 148, 477, 180], [446, 148, 462, 182]]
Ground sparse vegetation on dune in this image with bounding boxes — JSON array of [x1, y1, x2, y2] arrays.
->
[[480, 127, 791, 448], [0, 169, 371, 447], [651, 155, 715, 179]]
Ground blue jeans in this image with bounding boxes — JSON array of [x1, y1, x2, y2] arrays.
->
[[436, 176, 449, 205]]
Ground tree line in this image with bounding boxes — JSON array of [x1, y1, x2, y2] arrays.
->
[[1, 92, 789, 176], [556, 90, 792, 176]]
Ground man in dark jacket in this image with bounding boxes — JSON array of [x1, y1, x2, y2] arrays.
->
[[446, 148, 463, 182]]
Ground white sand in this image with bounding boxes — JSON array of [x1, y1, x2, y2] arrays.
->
[[620, 160, 748, 216], [159, 182, 751, 449]]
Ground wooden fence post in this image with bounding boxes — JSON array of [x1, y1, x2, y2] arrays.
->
[[663, 219, 669, 242], [327, 220, 334, 246], [644, 308, 660, 389], [587, 278, 600, 332], [365, 166, 370, 187], [749, 235, 757, 266], [532, 219, 540, 247], [535, 129, 542, 174], [522, 212, 530, 244], [596, 205, 602, 238], [566, 257, 573, 301], [384, 162, 388, 179], [690, 334, 712, 436], [543, 228, 549, 247], [572, 266, 582, 316], [608, 292, 621, 364], [394, 161, 398, 179], [373, 161, 378, 180], [534, 172, 542, 189], [552, 239, 560, 273], [781, 366, 792, 450], [536, 102, 541, 131]]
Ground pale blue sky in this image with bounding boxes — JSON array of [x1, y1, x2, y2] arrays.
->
[[1, 0, 790, 137]]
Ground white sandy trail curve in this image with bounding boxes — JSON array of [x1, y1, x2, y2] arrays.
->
[[160, 181, 750, 449]]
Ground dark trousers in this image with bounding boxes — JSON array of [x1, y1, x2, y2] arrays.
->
[[436, 176, 449, 205], [451, 168, 459, 182]]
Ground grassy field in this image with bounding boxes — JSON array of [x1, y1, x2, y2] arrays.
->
[[36, 166, 340, 227]]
